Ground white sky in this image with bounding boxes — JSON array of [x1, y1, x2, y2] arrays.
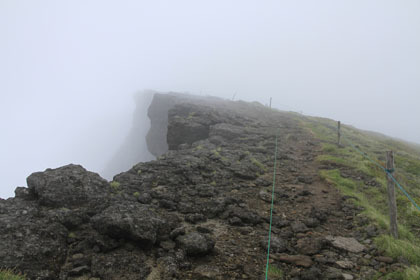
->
[[1, 0, 419, 198]]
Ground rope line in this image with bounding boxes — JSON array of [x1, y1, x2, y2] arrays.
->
[[260, 115, 420, 277], [340, 133, 387, 172], [265, 132, 279, 279], [387, 172, 420, 212], [338, 128, 420, 212], [303, 118, 420, 212]]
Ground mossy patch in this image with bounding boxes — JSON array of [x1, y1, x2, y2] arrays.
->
[[110, 181, 120, 191], [0, 269, 26, 280], [251, 157, 267, 172], [267, 264, 283, 279]]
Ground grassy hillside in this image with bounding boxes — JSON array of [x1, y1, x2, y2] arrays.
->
[[297, 115, 420, 280]]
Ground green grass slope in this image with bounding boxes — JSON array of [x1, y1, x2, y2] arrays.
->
[[296, 115, 420, 280]]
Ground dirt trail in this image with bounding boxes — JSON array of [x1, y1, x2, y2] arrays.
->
[[178, 117, 380, 279]]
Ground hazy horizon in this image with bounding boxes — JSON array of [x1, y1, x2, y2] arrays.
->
[[1, 0, 419, 198]]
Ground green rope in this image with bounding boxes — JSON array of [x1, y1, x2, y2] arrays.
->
[[340, 134, 386, 172], [387, 172, 420, 212], [265, 132, 279, 279], [339, 130, 420, 212]]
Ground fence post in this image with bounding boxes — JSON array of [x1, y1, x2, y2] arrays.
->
[[337, 121, 341, 147], [386, 151, 398, 239]]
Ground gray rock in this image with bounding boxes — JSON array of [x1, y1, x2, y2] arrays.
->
[[91, 202, 166, 246], [229, 216, 243, 226], [176, 232, 215, 256], [185, 213, 207, 224], [291, 221, 309, 233], [230, 207, 262, 225], [68, 265, 90, 276], [260, 236, 287, 253], [304, 217, 320, 228], [259, 190, 272, 202], [275, 254, 313, 268], [326, 236, 365, 253], [194, 265, 221, 279], [336, 260, 355, 269], [376, 256, 394, 264], [342, 273, 354, 280], [170, 227, 186, 239], [160, 240, 176, 251], [325, 267, 344, 279], [27, 164, 109, 211], [14, 187, 34, 200], [137, 192, 152, 204], [296, 237, 324, 255]]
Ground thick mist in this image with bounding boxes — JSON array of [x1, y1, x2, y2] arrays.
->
[[1, 0, 419, 198]]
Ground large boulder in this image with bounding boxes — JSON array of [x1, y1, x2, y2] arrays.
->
[[176, 232, 215, 256], [91, 202, 166, 246], [27, 164, 110, 212]]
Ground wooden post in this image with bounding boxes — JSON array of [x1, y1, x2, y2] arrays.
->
[[386, 151, 398, 239], [337, 121, 341, 147], [269, 97, 272, 108]]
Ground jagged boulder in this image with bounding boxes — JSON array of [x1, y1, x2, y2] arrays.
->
[[27, 164, 110, 212], [91, 202, 167, 246], [176, 232, 215, 256]]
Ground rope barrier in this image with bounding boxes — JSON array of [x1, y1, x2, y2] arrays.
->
[[340, 133, 387, 172], [293, 117, 420, 213], [264, 131, 279, 279], [337, 127, 420, 213], [261, 112, 420, 277], [387, 172, 420, 212]]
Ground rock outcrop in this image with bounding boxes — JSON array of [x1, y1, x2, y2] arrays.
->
[[0, 92, 403, 279]]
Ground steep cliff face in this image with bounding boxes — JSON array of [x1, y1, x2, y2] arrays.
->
[[101, 91, 155, 179], [0, 93, 403, 280], [145, 92, 247, 157]]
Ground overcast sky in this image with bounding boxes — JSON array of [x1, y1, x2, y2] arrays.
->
[[1, 0, 419, 198]]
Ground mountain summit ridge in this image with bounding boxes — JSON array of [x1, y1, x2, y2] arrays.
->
[[1, 92, 418, 279]]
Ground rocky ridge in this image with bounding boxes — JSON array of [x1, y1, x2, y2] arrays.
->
[[0, 93, 403, 279]]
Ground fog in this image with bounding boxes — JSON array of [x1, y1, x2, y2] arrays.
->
[[1, 0, 419, 198]]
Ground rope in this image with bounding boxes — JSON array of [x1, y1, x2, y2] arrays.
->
[[337, 128, 420, 213], [340, 133, 387, 172], [265, 132, 279, 279], [387, 172, 420, 212]]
